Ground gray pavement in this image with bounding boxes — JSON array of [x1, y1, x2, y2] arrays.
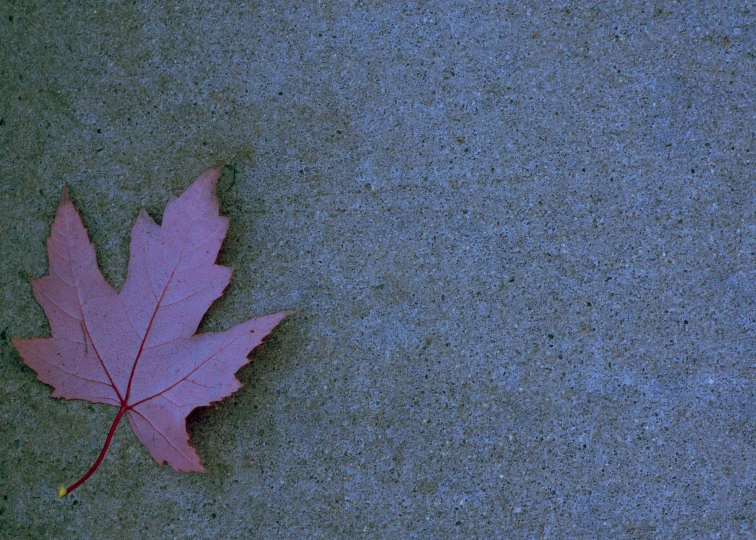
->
[[1, 1, 755, 537]]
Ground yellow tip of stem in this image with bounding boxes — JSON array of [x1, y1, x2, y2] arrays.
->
[[57, 485, 67, 498]]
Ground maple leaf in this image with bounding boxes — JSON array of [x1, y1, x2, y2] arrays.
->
[[12, 164, 294, 497]]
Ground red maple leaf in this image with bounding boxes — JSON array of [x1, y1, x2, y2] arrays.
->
[[12, 164, 294, 497]]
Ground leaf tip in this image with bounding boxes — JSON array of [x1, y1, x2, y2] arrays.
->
[[282, 309, 303, 319], [57, 485, 67, 498], [61, 186, 70, 204], [195, 162, 225, 191]]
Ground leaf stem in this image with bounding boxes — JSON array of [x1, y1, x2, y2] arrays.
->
[[59, 404, 127, 497]]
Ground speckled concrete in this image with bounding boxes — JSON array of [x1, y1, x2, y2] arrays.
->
[[1, 1, 756, 537]]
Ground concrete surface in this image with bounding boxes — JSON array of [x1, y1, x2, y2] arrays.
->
[[1, 1, 755, 537]]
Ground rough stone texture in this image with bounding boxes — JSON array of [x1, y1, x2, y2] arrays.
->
[[1, 1, 755, 537]]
